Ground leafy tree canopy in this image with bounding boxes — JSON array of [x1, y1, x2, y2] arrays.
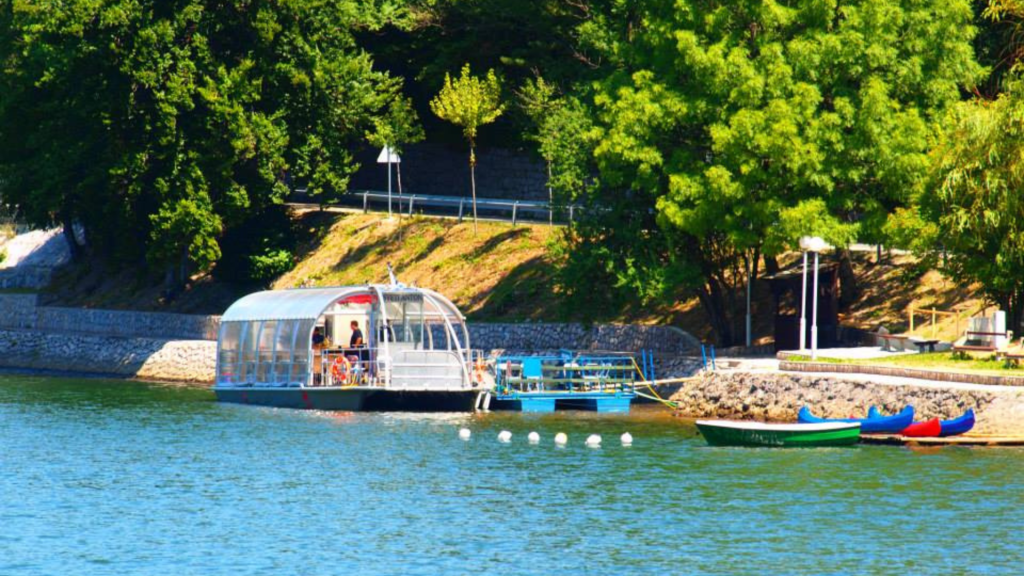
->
[[0, 0, 406, 286], [563, 0, 984, 343]]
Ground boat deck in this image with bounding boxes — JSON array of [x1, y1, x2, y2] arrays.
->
[[861, 434, 1024, 446]]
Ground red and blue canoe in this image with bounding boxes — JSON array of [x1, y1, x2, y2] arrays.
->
[[900, 418, 941, 437], [869, 406, 975, 437], [798, 405, 914, 434]]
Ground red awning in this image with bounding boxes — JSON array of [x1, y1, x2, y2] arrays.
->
[[337, 294, 376, 306]]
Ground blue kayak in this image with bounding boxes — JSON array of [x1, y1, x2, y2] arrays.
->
[[798, 405, 915, 434], [869, 406, 975, 437]]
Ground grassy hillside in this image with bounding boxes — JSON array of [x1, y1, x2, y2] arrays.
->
[[276, 212, 566, 320], [39, 210, 986, 344]]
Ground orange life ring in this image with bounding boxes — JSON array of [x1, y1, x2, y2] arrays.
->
[[330, 356, 352, 384], [474, 359, 486, 384]]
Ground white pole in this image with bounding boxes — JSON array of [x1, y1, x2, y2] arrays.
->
[[745, 255, 752, 348], [799, 251, 808, 351], [811, 251, 820, 360], [387, 151, 393, 219]]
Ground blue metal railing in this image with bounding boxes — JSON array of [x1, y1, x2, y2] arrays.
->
[[493, 353, 639, 398]]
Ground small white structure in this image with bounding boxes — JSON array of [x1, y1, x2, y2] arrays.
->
[[497, 430, 512, 443], [527, 431, 540, 444], [620, 432, 633, 446], [585, 434, 602, 448], [554, 432, 568, 446], [458, 428, 472, 440]]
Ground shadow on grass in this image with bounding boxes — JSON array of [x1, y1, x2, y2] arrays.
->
[[469, 255, 562, 321]]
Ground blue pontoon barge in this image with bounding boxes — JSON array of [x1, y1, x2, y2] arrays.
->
[[491, 353, 639, 413]]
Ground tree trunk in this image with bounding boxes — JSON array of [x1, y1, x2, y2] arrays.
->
[[547, 161, 553, 225], [469, 141, 478, 234], [396, 161, 403, 218], [837, 249, 859, 310], [763, 254, 780, 276], [698, 278, 735, 347], [60, 212, 83, 262]]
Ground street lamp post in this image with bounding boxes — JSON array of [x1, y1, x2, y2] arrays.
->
[[377, 146, 401, 219], [799, 236, 830, 360], [799, 251, 808, 351]]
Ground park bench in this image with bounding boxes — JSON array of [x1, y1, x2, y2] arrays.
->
[[953, 330, 1008, 353], [878, 333, 910, 352]]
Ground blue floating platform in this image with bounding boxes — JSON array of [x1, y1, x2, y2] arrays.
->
[[491, 392, 634, 413]]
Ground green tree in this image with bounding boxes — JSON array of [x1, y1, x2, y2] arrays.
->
[[0, 0, 403, 289], [366, 96, 425, 200], [518, 77, 598, 222], [430, 64, 504, 231], [567, 0, 983, 344], [913, 76, 1024, 332]]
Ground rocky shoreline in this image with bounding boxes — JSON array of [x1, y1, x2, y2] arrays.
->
[[668, 371, 1024, 436]]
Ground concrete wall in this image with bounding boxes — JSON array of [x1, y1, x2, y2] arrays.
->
[[668, 371, 1024, 436]]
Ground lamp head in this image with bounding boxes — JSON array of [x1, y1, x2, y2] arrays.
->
[[799, 236, 830, 253]]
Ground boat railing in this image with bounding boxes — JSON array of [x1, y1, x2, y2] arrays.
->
[[494, 354, 640, 398], [313, 347, 381, 387]]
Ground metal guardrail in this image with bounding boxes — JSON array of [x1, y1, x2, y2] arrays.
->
[[291, 189, 583, 225]]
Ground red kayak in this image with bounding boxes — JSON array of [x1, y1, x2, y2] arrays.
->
[[900, 418, 941, 437]]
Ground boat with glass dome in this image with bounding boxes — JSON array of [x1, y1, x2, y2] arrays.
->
[[213, 274, 490, 411]]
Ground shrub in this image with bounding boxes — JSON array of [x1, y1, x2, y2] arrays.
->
[[249, 248, 295, 283]]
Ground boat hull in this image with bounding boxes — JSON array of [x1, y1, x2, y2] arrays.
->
[[213, 387, 480, 412], [871, 406, 976, 437], [939, 409, 976, 437], [900, 418, 942, 438], [799, 405, 914, 434], [696, 420, 861, 447]]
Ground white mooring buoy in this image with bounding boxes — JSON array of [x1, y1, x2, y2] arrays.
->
[[528, 431, 540, 444], [458, 428, 472, 440], [554, 432, 568, 446], [621, 432, 633, 446], [585, 434, 602, 448], [497, 430, 513, 443]]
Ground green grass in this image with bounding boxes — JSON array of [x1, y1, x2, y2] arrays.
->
[[786, 351, 1024, 375]]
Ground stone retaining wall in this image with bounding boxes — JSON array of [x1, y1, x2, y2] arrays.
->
[[1, 294, 697, 353], [0, 266, 53, 290], [469, 323, 699, 354], [0, 293, 220, 341], [668, 371, 1024, 436], [0, 329, 215, 383]]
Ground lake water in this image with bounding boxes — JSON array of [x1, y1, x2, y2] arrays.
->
[[1, 375, 1022, 575]]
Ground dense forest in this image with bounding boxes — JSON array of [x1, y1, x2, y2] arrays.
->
[[3, 0, 1024, 344]]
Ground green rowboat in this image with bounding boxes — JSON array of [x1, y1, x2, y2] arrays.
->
[[696, 420, 861, 447]]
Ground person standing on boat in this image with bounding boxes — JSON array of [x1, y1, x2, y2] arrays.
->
[[348, 321, 366, 376], [349, 321, 364, 348]]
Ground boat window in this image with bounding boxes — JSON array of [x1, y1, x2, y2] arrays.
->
[[256, 320, 277, 383], [238, 321, 258, 384], [291, 319, 314, 384], [384, 293, 425, 348], [217, 322, 243, 383], [273, 320, 298, 384]]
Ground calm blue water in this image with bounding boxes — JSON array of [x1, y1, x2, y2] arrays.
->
[[1, 375, 1022, 575]]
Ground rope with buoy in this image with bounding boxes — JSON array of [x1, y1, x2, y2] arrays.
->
[[628, 357, 703, 410]]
